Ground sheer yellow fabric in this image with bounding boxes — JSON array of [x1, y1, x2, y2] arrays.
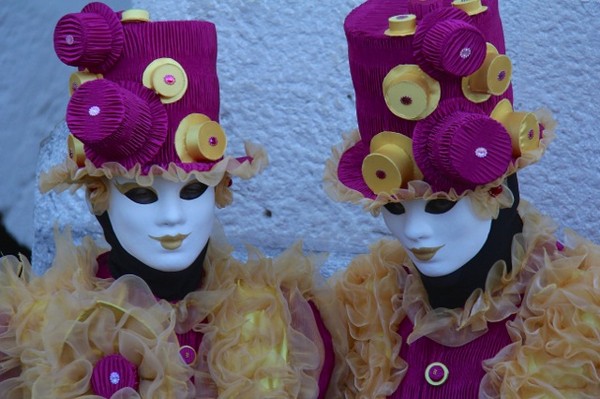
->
[[481, 231, 600, 398], [40, 141, 268, 211], [0, 232, 345, 398]]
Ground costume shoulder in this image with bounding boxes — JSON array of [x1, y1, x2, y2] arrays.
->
[[481, 230, 600, 398], [329, 239, 410, 398], [0, 232, 194, 398]]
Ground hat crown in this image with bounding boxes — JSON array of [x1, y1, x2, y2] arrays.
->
[[334, 0, 543, 200], [54, 3, 226, 174]]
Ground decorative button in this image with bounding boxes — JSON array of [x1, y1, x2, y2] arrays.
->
[[385, 14, 417, 37], [452, 0, 489, 16], [175, 113, 228, 162], [462, 43, 512, 103], [68, 71, 101, 95], [382, 64, 441, 120], [490, 99, 540, 157], [475, 147, 488, 158], [362, 132, 422, 195], [88, 105, 101, 116], [142, 58, 188, 104], [109, 371, 121, 385], [67, 134, 86, 167], [179, 345, 197, 366], [121, 9, 151, 23], [425, 362, 449, 386], [91, 354, 139, 397]]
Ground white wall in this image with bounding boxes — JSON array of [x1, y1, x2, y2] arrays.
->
[[3, 1, 599, 275], [0, 0, 130, 247]]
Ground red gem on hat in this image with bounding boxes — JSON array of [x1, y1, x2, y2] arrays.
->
[[489, 186, 503, 197]]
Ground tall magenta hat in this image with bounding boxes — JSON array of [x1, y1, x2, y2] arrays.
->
[[325, 0, 552, 215], [42, 2, 267, 205]]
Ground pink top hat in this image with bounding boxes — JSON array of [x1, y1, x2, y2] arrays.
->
[[328, 0, 548, 207], [47, 2, 265, 188]]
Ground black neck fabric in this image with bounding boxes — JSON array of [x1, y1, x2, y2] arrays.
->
[[419, 174, 523, 309], [96, 212, 207, 301]]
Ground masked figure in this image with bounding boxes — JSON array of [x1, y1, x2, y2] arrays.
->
[[0, 3, 343, 398], [325, 0, 600, 397]]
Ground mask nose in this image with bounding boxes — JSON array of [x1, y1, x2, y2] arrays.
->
[[157, 194, 186, 226]]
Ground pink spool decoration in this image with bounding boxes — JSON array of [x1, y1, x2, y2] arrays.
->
[[66, 79, 168, 169], [53, 2, 124, 73], [413, 100, 512, 193], [91, 354, 139, 398], [414, 7, 487, 79]]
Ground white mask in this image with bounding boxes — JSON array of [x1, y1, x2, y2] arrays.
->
[[107, 176, 215, 272], [382, 196, 492, 277]]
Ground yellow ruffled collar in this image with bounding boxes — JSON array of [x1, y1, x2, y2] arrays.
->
[[333, 200, 561, 398]]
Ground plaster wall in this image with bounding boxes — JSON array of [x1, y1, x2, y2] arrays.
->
[[2, 1, 598, 275]]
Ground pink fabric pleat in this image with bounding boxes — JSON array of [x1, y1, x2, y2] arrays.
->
[[91, 354, 139, 398]]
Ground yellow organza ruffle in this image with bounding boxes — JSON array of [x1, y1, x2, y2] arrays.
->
[[331, 200, 563, 398], [324, 110, 556, 219], [40, 141, 268, 211], [0, 233, 193, 398], [0, 230, 344, 399], [176, 242, 346, 398], [481, 231, 600, 398]]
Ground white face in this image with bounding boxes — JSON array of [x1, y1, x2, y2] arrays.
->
[[382, 196, 492, 277], [107, 176, 215, 272]]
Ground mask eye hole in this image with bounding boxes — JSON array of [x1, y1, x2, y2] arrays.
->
[[180, 181, 208, 200], [124, 187, 158, 204], [425, 199, 456, 214], [384, 202, 406, 215]]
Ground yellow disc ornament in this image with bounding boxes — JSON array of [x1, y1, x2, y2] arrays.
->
[[175, 113, 227, 162], [142, 58, 188, 104], [362, 131, 422, 195], [491, 99, 540, 157], [69, 71, 101, 95], [121, 9, 151, 23], [462, 43, 512, 103], [383, 64, 441, 120], [385, 14, 417, 37], [452, 0, 488, 16], [67, 134, 86, 167]]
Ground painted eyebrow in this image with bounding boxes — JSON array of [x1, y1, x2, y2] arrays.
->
[[112, 181, 157, 195]]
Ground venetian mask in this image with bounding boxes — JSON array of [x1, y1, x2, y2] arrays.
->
[[382, 196, 492, 277], [107, 176, 215, 272]]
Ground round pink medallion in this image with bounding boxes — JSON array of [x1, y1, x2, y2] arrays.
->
[[179, 345, 197, 365], [424, 361, 449, 386]]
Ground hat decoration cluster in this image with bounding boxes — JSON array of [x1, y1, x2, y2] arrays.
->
[[337, 0, 545, 201], [54, 3, 228, 172]]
